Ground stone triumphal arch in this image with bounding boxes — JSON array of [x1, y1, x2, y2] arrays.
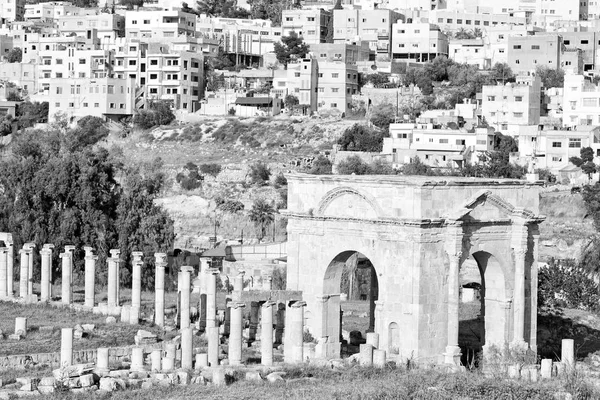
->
[[284, 174, 544, 364]]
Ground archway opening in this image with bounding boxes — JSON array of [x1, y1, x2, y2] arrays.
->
[[323, 251, 379, 357], [459, 251, 508, 366]]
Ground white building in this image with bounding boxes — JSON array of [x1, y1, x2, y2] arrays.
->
[[563, 74, 600, 128]]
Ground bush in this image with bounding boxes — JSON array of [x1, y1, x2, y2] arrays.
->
[[309, 155, 332, 174], [176, 164, 203, 190], [338, 124, 384, 152], [134, 101, 175, 129], [337, 155, 372, 175], [249, 162, 271, 185], [273, 173, 287, 188], [200, 163, 222, 177], [217, 199, 244, 214]]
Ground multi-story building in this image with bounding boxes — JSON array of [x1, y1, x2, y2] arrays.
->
[[448, 38, 489, 68], [506, 34, 562, 75], [24, 2, 91, 22], [480, 74, 541, 134], [428, 9, 526, 34], [309, 42, 372, 63], [316, 61, 358, 112], [391, 22, 448, 62], [0, 0, 25, 23], [532, 0, 582, 28], [0, 61, 39, 94], [272, 58, 318, 113], [562, 73, 600, 128], [483, 25, 528, 66], [560, 31, 599, 72], [125, 10, 196, 40], [281, 9, 331, 45], [383, 123, 496, 168], [333, 9, 403, 58], [58, 13, 125, 41]]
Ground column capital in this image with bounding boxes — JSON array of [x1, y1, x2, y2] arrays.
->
[[85, 255, 98, 261], [83, 246, 94, 257], [237, 269, 245, 277], [108, 256, 123, 263], [290, 300, 307, 308], [180, 265, 194, 273], [109, 249, 121, 258], [64, 245, 76, 252], [43, 244, 55, 250], [229, 302, 246, 310], [59, 252, 69, 259], [262, 300, 277, 308], [40, 248, 53, 255], [208, 267, 220, 275], [23, 242, 36, 250], [154, 253, 167, 264], [132, 251, 144, 262]]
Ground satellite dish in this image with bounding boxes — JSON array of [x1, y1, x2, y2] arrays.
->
[[371, 64, 377, 70]]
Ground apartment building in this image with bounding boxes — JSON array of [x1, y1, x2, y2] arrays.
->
[[58, 13, 125, 41], [310, 42, 372, 63], [448, 39, 489, 68], [125, 10, 196, 40], [272, 58, 318, 113], [391, 22, 448, 62], [333, 9, 403, 58], [533, 0, 582, 27], [506, 34, 561, 75], [383, 123, 495, 168], [428, 9, 526, 34], [24, 2, 84, 22], [561, 31, 599, 72], [0, 0, 25, 23], [317, 61, 358, 113], [282, 9, 331, 45], [562, 73, 600, 128], [196, 17, 281, 65], [480, 74, 541, 134], [0, 61, 38, 94], [33, 76, 135, 122]]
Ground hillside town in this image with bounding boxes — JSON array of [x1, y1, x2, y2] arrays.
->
[[3, 0, 600, 398]]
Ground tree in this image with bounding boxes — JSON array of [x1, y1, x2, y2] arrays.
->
[[249, 199, 274, 242], [370, 103, 395, 133], [120, 0, 143, 9], [0, 115, 14, 136], [362, 73, 391, 88], [15, 101, 48, 128], [134, 101, 175, 129], [454, 27, 475, 40], [249, 161, 271, 185], [308, 155, 332, 174], [536, 66, 565, 89], [274, 31, 309, 68], [338, 124, 384, 152], [6, 91, 22, 102], [6, 48, 22, 63], [490, 63, 516, 84], [582, 161, 597, 179], [336, 155, 372, 175], [569, 147, 594, 168], [246, 0, 289, 26], [284, 94, 299, 109], [399, 157, 436, 176]]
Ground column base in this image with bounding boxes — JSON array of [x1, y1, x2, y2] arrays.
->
[[443, 345, 462, 365], [509, 339, 529, 353]]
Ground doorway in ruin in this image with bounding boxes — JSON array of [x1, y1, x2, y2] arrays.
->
[[459, 251, 509, 366], [322, 251, 379, 356]]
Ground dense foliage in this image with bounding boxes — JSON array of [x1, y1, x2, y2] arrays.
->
[[5, 48, 22, 63], [249, 161, 271, 185], [308, 155, 333, 174], [249, 198, 274, 242], [0, 125, 174, 289], [133, 101, 175, 129], [274, 32, 309, 68], [338, 124, 385, 152], [337, 155, 394, 175]]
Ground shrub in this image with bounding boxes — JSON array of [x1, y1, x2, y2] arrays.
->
[[271, 266, 287, 290], [338, 124, 384, 152], [337, 155, 372, 175], [309, 155, 332, 174], [134, 101, 175, 129], [273, 173, 287, 188], [228, 107, 236, 116], [217, 199, 244, 214], [200, 163, 222, 177], [176, 164, 203, 190], [249, 162, 271, 185]]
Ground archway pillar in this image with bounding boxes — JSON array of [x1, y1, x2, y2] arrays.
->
[[313, 294, 341, 358], [511, 223, 529, 349], [444, 222, 463, 365]]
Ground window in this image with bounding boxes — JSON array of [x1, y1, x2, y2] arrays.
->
[[552, 156, 562, 162], [120, 104, 125, 109], [318, 87, 324, 92], [531, 45, 540, 50], [476, 140, 486, 145], [43, 59, 51, 65], [150, 59, 158, 65], [109, 103, 115, 109], [457, 19, 462, 24], [564, 40, 571, 45], [447, 19, 453, 23], [583, 98, 597, 107], [501, 124, 508, 130], [150, 88, 158, 94], [56, 59, 63, 64], [332, 88, 339, 92], [332, 73, 339, 78], [438, 18, 443, 23], [94, 103, 99, 108], [331, 103, 337, 108], [475, 20, 480, 25], [582, 40, 589, 45], [83, 103, 88, 108], [56, 87, 62, 94], [456, 139, 465, 145], [515, 96, 523, 102], [466, 20, 471, 25], [569, 138, 582, 148], [487, 96, 496, 101], [513, 112, 523, 117], [55, 102, 60, 107], [143, 19, 150, 24], [132, 20, 137, 24], [69, 102, 74, 108], [107, 85, 114, 94], [513, 45, 522, 49], [56, 73, 63, 78], [414, 29, 420, 33], [150, 74, 158, 79], [129, 60, 136, 66], [439, 139, 448, 143], [484, 21, 489, 26], [318, 73, 323, 77], [294, 72, 300, 77], [307, 17, 315, 21], [552, 141, 562, 148]]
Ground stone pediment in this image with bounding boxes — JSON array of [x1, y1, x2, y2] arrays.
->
[[447, 190, 536, 222]]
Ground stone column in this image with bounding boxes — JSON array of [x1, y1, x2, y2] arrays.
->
[[263, 275, 272, 291], [285, 300, 306, 364], [40, 245, 54, 302], [96, 348, 110, 375], [359, 344, 374, 366], [562, 338, 575, 369], [130, 347, 145, 372], [154, 253, 167, 326], [229, 302, 245, 366], [261, 301, 276, 366], [540, 359, 553, 379], [181, 327, 193, 369], [207, 326, 220, 367], [206, 268, 219, 328], [60, 252, 71, 304], [110, 249, 121, 306], [0, 247, 8, 298], [84, 248, 97, 308], [366, 332, 379, 349], [444, 248, 462, 365], [6, 237, 13, 297], [24, 243, 35, 296], [513, 248, 527, 344], [275, 302, 285, 344], [131, 251, 143, 311], [234, 270, 245, 292], [18, 249, 29, 298], [180, 266, 193, 330], [64, 246, 75, 301], [107, 257, 118, 308], [60, 328, 73, 367], [373, 349, 386, 368], [15, 317, 27, 337], [248, 301, 259, 341], [150, 350, 161, 372]]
